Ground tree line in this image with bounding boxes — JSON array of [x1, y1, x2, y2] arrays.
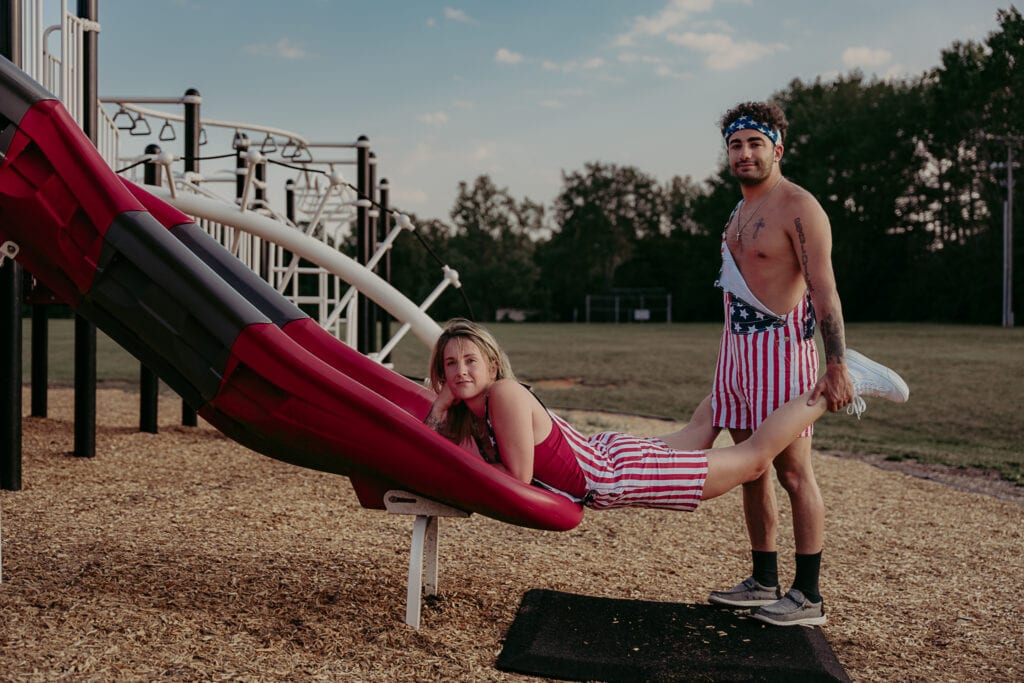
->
[[381, 7, 1023, 325]]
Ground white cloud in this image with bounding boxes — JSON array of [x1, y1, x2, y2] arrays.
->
[[243, 37, 308, 60], [495, 48, 524, 64], [452, 99, 475, 109], [615, 0, 715, 46], [618, 52, 652, 64], [426, 17, 436, 28], [667, 31, 786, 70], [472, 143, 496, 161], [539, 99, 565, 109], [444, 7, 475, 23], [417, 111, 449, 126], [655, 64, 690, 80], [398, 142, 438, 174], [842, 46, 893, 68], [618, 51, 688, 78], [541, 56, 605, 73]]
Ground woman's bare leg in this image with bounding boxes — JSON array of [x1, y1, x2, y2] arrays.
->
[[658, 395, 720, 450], [701, 391, 827, 500]]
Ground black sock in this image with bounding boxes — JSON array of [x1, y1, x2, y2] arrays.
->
[[751, 550, 778, 588], [793, 552, 822, 603]]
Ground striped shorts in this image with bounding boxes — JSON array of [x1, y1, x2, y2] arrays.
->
[[711, 293, 819, 437], [551, 414, 708, 512]]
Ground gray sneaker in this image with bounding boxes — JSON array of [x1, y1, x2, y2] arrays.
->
[[751, 588, 826, 627], [708, 576, 782, 607], [844, 348, 910, 418]]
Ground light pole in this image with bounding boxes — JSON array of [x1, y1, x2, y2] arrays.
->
[[990, 135, 1020, 328]]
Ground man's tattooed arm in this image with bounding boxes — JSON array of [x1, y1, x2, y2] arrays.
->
[[795, 216, 845, 364]]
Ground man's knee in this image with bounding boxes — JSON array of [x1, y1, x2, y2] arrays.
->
[[773, 440, 816, 494], [742, 468, 773, 494]]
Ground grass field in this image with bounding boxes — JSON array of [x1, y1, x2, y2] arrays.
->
[[21, 319, 1024, 484]]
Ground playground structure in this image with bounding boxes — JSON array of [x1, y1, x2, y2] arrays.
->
[[0, 0, 584, 627]]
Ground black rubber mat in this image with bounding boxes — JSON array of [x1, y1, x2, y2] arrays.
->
[[496, 589, 851, 682]]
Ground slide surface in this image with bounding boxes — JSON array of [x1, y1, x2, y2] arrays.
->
[[0, 56, 584, 532]]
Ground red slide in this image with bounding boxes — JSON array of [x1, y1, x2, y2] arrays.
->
[[0, 56, 584, 532]]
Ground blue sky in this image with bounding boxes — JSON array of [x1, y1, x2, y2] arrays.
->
[[90, 1, 1012, 223]]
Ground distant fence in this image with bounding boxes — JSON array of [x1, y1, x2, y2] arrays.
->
[[584, 289, 672, 323]]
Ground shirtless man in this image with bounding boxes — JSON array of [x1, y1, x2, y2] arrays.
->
[[705, 101, 854, 627]]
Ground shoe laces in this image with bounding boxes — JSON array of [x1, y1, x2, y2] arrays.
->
[[846, 395, 866, 419]]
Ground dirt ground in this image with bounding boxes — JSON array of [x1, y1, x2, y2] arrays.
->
[[1, 387, 1022, 682]]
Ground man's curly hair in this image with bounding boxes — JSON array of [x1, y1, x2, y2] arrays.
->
[[719, 101, 788, 144]]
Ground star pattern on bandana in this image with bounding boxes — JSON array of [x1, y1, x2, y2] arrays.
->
[[723, 115, 781, 145]]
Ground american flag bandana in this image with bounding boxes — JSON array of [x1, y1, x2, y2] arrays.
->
[[723, 115, 781, 145]]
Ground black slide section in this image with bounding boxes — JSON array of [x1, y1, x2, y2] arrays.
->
[[77, 211, 270, 408]]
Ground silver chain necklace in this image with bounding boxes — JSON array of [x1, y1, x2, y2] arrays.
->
[[733, 175, 784, 244]]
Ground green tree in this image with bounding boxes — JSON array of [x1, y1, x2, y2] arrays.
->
[[616, 175, 723, 321], [444, 175, 543, 321], [772, 73, 926, 321], [538, 162, 663, 320]]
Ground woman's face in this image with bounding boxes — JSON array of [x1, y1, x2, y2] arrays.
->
[[442, 337, 497, 405]]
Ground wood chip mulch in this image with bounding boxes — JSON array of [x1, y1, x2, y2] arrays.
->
[[1, 388, 1022, 682]]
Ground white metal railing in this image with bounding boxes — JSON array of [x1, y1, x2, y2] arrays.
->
[[16, 0, 447, 354], [20, 0, 120, 168], [17, 0, 45, 84], [141, 185, 448, 351]]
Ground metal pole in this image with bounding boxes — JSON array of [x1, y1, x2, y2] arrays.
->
[[0, 256, 22, 491], [0, 0, 20, 62], [1, 0, 22, 587], [366, 151, 378, 352], [233, 131, 248, 202], [181, 88, 201, 426], [139, 144, 162, 433], [378, 178, 392, 360], [285, 178, 296, 223], [255, 157, 269, 279], [1005, 145, 1015, 328], [356, 135, 370, 353], [284, 178, 296, 290], [30, 294, 47, 417], [73, 0, 99, 458]]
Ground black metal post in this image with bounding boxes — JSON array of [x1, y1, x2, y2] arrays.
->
[[30, 296, 47, 417], [255, 157, 269, 280], [378, 178, 392, 361], [1, 0, 23, 491], [233, 131, 248, 205], [181, 88, 201, 427], [138, 144, 162, 433], [73, 0, 98, 458], [0, 257, 21, 492], [366, 151, 378, 352], [183, 88, 201, 177], [73, 316, 96, 458], [285, 178, 296, 223], [356, 135, 371, 353]]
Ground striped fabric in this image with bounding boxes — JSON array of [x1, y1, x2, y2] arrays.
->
[[549, 413, 708, 512], [712, 292, 819, 437]]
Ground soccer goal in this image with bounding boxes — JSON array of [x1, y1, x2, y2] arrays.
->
[[584, 288, 672, 323]]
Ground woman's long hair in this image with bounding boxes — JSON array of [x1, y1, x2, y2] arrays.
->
[[428, 319, 516, 444]]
